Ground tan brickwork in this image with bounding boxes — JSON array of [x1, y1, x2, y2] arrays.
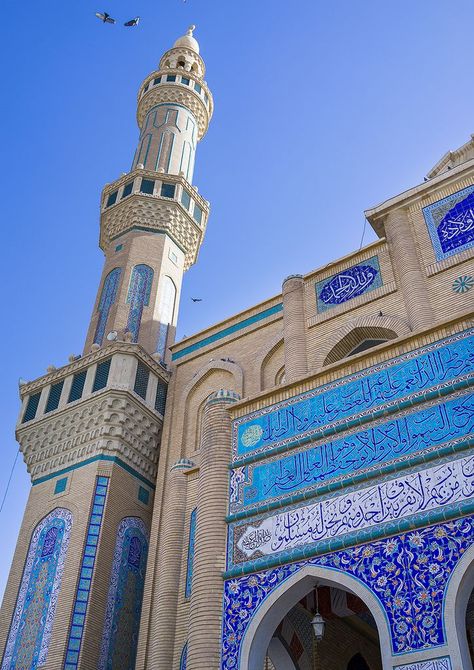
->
[[282, 275, 308, 382]]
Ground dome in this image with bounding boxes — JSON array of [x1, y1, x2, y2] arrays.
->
[[173, 25, 200, 54]]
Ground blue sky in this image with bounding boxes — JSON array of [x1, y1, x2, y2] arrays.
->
[[0, 0, 472, 599]]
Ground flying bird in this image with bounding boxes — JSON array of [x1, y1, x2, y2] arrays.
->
[[191, 297, 202, 302], [124, 17, 140, 27], [95, 11, 116, 24]]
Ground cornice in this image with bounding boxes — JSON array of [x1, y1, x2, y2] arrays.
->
[[19, 342, 170, 398]]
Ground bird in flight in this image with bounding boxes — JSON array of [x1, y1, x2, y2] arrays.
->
[[124, 17, 140, 27], [191, 297, 202, 302], [95, 11, 116, 24]]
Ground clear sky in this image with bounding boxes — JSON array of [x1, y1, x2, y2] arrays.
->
[[0, 0, 472, 600]]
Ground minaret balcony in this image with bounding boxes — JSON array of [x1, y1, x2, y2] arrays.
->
[[100, 169, 210, 268], [16, 342, 170, 485]]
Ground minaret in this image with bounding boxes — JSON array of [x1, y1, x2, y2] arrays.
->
[[0, 27, 212, 670], [84, 24, 213, 363]]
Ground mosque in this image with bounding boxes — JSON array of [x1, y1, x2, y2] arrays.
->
[[1, 24, 474, 670]]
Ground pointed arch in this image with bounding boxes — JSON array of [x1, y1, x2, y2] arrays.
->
[[1, 508, 73, 670], [314, 315, 410, 369], [94, 267, 122, 345], [155, 276, 177, 360], [126, 264, 154, 342]]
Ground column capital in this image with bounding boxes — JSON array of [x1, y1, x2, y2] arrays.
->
[[206, 389, 240, 405]]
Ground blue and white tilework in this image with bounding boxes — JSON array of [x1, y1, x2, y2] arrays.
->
[[221, 516, 474, 669], [94, 268, 122, 345], [452, 275, 474, 294], [179, 643, 187, 670], [232, 329, 474, 461], [229, 454, 474, 567], [63, 476, 109, 670], [185, 508, 197, 598], [423, 185, 474, 261], [231, 391, 474, 513], [315, 256, 382, 313], [126, 264, 154, 342], [98, 517, 149, 670], [1, 509, 72, 670], [394, 657, 452, 670]]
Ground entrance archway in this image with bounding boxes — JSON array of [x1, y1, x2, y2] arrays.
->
[[445, 543, 474, 670], [240, 565, 391, 670]]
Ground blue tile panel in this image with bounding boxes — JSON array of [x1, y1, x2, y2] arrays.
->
[[315, 256, 382, 313], [221, 516, 474, 669], [93, 268, 122, 346], [171, 303, 284, 361], [185, 508, 197, 598], [31, 454, 155, 490], [228, 454, 474, 570], [22, 392, 41, 423], [179, 643, 187, 670], [138, 486, 150, 505], [126, 265, 154, 342], [54, 477, 68, 494], [232, 391, 473, 512], [98, 518, 149, 670], [233, 329, 474, 460], [423, 184, 474, 261], [63, 477, 109, 670], [2, 509, 72, 669]]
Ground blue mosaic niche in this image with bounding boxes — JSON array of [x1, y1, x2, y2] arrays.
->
[[233, 329, 474, 460], [234, 391, 474, 512], [185, 508, 197, 598], [99, 517, 149, 670], [126, 265, 154, 343], [315, 256, 382, 313], [94, 268, 122, 346], [2, 509, 72, 670], [423, 184, 474, 262], [221, 516, 474, 670]]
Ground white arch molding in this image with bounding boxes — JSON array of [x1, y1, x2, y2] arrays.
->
[[443, 540, 474, 670], [267, 637, 298, 670], [239, 565, 392, 670]]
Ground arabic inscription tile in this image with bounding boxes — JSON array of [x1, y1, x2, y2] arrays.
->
[[315, 255, 382, 313], [423, 185, 474, 261]]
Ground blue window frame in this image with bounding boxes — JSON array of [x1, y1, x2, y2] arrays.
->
[[193, 204, 203, 224], [54, 477, 68, 494], [106, 191, 118, 207], [140, 178, 155, 195], [161, 182, 176, 199], [45, 381, 64, 413], [68, 370, 87, 403], [181, 77, 190, 85], [166, 75, 176, 82], [194, 82, 202, 94], [92, 359, 111, 392], [134, 363, 149, 400], [153, 77, 161, 85], [22, 392, 41, 423], [122, 181, 133, 198], [181, 190, 191, 210]]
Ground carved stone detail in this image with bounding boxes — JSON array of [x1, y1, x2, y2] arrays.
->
[[137, 84, 210, 139]]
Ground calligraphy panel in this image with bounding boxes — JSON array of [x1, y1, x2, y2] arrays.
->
[[231, 391, 474, 513], [315, 256, 382, 313], [423, 184, 474, 261], [228, 454, 474, 568], [394, 658, 452, 670], [233, 329, 474, 460]]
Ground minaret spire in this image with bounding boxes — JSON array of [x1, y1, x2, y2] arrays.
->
[[83, 27, 213, 362]]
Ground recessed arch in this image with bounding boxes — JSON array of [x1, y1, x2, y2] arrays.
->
[[314, 315, 410, 369], [240, 564, 392, 670], [443, 540, 474, 670]]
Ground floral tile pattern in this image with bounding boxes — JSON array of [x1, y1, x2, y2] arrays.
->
[[221, 516, 474, 670]]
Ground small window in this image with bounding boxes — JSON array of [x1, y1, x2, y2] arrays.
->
[[45, 381, 64, 413], [144, 82, 149, 92], [194, 82, 202, 94], [193, 204, 203, 225], [153, 77, 161, 85], [166, 75, 176, 82], [122, 181, 133, 198], [161, 183, 176, 199], [138, 486, 150, 505], [204, 93, 209, 104], [92, 359, 111, 392], [155, 380, 168, 415], [177, 60, 185, 68], [140, 178, 155, 195], [115, 244, 123, 252], [168, 249, 178, 265], [22, 392, 41, 423], [106, 191, 118, 207], [181, 190, 191, 210], [68, 370, 87, 403], [54, 477, 68, 495], [134, 362, 149, 400], [181, 77, 190, 86]]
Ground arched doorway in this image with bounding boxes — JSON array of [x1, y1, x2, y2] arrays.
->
[[240, 566, 390, 670]]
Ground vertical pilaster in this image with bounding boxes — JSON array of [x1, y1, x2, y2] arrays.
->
[[282, 274, 308, 381], [385, 208, 434, 331], [187, 390, 240, 670], [147, 460, 192, 669]]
